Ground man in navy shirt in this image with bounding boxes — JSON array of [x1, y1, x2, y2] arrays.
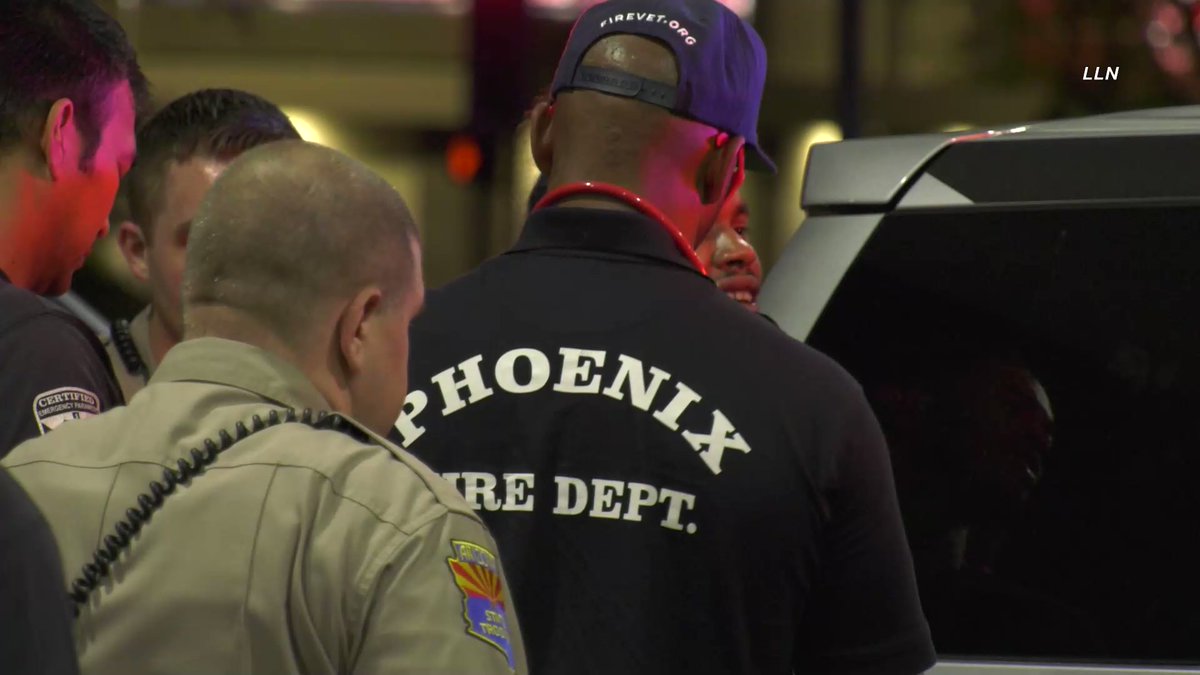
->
[[397, 1, 935, 672], [0, 2, 147, 671], [0, 0, 147, 457]]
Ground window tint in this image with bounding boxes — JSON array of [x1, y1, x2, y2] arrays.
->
[[807, 204, 1200, 663]]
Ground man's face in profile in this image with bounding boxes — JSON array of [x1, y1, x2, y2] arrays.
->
[[143, 157, 233, 340], [696, 190, 761, 312], [359, 241, 426, 436], [40, 80, 137, 295]]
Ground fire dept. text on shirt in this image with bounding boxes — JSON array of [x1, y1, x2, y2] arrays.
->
[[439, 471, 700, 535]]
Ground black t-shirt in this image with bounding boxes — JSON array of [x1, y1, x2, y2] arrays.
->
[[0, 272, 124, 459], [0, 468, 79, 675], [398, 207, 934, 675]]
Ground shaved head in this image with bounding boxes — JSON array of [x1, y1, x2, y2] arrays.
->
[[183, 141, 419, 346], [533, 33, 744, 245], [551, 34, 681, 180], [580, 33, 679, 90]]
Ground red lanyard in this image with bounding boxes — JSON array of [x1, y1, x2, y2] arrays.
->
[[532, 181, 709, 277]]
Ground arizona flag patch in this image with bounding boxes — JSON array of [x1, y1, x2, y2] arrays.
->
[[447, 540, 515, 670], [32, 387, 101, 435]]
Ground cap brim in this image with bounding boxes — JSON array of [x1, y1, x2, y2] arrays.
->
[[747, 143, 776, 174]]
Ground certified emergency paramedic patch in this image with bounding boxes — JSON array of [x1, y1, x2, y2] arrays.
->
[[32, 387, 101, 435], [447, 540, 515, 669]]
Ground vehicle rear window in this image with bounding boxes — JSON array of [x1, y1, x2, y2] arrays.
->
[[806, 204, 1200, 663]]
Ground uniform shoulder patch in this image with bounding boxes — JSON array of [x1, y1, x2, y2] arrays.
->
[[32, 386, 101, 435], [447, 540, 515, 670]]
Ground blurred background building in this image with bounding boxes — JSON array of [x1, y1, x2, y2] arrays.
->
[[80, 0, 1200, 321]]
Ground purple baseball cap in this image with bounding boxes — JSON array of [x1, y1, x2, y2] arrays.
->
[[550, 0, 775, 172]]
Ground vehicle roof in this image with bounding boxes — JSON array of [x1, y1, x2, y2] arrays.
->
[[801, 105, 1200, 210]]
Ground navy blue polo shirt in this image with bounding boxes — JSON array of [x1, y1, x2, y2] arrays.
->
[[398, 207, 934, 675], [0, 271, 123, 458]]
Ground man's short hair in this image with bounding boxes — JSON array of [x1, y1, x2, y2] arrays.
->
[[184, 141, 420, 344], [0, 0, 149, 170], [124, 89, 302, 240]]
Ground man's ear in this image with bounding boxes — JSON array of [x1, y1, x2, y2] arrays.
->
[[39, 98, 78, 180], [699, 134, 745, 206], [529, 99, 555, 174], [337, 286, 385, 377], [116, 222, 151, 283]]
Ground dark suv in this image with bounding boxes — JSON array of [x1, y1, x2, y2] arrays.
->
[[759, 107, 1200, 675]]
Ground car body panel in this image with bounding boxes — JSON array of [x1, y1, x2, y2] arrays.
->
[[762, 106, 1200, 675]]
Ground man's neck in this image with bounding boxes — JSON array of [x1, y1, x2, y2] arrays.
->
[[543, 179, 691, 231], [0, 158, 47, 292], [184, 304, 349, 413], [146, 307, 178, 366], [543, 173, 647, 211]]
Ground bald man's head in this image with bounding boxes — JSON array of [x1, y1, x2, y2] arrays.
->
[[550, 35, 680, 179], [532, 33, 745, 246], [183, 141, 419, 345]]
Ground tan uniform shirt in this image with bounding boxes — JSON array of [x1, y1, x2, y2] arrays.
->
[[3, 337, 527, 675], [101, 306, 154, 401]]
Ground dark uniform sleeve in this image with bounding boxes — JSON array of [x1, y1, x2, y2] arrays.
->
[[795, 386, 936, 675], [0, 313, 123, 459], [0, 468, 80, 675]]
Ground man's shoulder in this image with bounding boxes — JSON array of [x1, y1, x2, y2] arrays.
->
[[237, 416, 485, 532], [417, 270, 861, 389], [740, 315, 867, 408], [0, 286, 78, 338], [0, 295, 121, 453], [3, 400, 130, 468], [0, 290, 111, 371], [413, 269, 490, 321], [412, 268, 530, 347], [6, 399, 485, 536], [654, 291, 865, 398]]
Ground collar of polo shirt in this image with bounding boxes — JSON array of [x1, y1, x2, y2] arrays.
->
[[510, 206, 711, 279]]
